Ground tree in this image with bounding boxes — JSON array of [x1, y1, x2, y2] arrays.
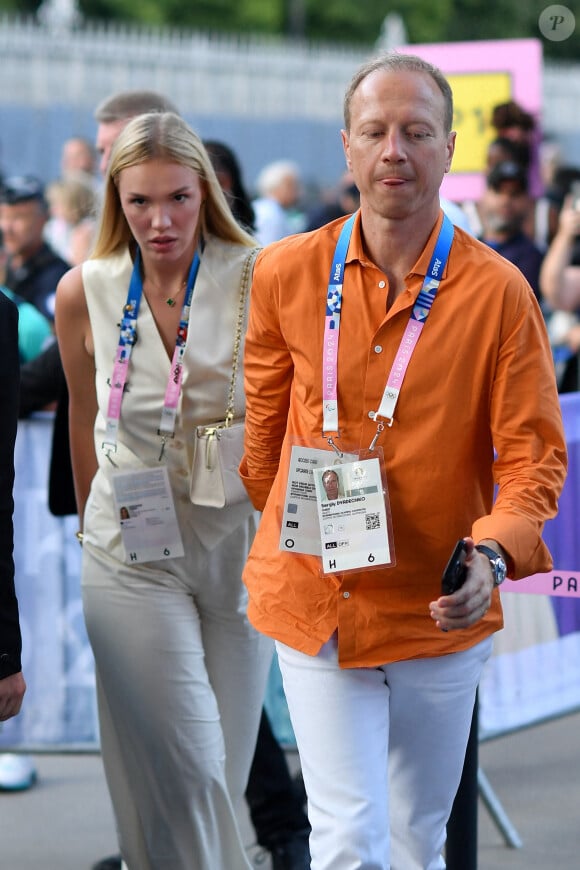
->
[[0, 0, 577, 59]]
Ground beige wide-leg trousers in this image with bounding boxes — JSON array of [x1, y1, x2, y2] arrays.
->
[[82, 516, 272, 870]]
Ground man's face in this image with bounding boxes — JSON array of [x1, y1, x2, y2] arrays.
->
[[341, 69, 455, 223], [275, 174, 300, 209], [62, 138, 94, 176], [95, 118, 129, 176], [481, 181, 529, 236], [0, 200, 47, 263], [322, 471, 339, 501]]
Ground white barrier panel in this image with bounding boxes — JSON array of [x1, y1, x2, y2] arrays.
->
[[479, 392, 580, 738]]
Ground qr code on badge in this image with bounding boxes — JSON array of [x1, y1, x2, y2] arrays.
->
[[365, 512, 380, 530]]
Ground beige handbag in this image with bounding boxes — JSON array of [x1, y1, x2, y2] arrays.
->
[[189, 248, 259, 509]]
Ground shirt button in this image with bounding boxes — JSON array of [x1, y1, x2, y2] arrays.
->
[[374, 345, 382, 354], [368, 410, 375, 418], [378, 280, 386, 288], [343, 591, 350, 599]]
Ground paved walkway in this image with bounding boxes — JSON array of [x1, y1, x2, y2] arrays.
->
[[477, 710, 580, 870], [1, 711, 578, 869]]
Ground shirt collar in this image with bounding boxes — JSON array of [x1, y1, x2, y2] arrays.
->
[[408, 210, 449, 280], [344, 209, 450, 281]]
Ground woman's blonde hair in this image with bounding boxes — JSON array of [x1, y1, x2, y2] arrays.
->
[[91, 112, 255, 259]]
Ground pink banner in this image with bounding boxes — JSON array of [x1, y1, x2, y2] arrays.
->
[[503, 571, 580, 597], [400, 38, 543, 202]]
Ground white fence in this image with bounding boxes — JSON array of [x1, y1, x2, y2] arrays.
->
[[0, 15, 579, 191], [1, 14, 579, 134], [0, 15, 366, 122]]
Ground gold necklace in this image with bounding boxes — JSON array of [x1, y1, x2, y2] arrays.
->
[[145, 276, 187, 307]]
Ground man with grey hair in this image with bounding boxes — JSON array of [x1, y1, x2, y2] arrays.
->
[[241, 52, 566, 868], [60, 135, 98, 180], [252, 159, 303, 245]]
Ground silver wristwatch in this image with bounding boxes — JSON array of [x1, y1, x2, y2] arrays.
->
[[475, 544, 507, 587]]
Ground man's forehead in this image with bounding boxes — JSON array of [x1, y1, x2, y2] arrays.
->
[[351, 69, 446, 119], [357, 68, 440, 97]]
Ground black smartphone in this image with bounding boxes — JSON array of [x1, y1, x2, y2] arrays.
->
[[441, 539, 468, 595]]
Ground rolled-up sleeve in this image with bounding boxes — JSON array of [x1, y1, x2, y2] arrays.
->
[[472, 284, 567, 578]]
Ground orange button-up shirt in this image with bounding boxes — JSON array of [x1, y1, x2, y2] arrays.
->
[[240, 211, 567, 668]]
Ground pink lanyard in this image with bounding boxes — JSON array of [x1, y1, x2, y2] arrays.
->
[[102, 247, 201, 463], [322, 213, 454, 451]]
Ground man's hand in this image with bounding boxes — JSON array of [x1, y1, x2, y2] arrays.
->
[[429, 537, 494, 631], [0, 671, 26, 721]]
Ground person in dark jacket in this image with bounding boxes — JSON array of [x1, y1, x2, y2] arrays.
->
[[479, 160, 545, 302], [0, 175, 70, 321]]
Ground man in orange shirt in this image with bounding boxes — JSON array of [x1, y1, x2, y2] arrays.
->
[[241, 53, 566, 869]]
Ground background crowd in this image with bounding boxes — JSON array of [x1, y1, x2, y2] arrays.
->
[[3, 92, 578, 395]]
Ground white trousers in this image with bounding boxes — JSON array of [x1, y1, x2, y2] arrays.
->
[[277, 634, 492, 870], [83, 518, 272, 870]]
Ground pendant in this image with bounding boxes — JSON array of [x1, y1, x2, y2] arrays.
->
[[166, 297, 176, 307]]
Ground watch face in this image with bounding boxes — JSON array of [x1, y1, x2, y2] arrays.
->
[[476, 545, 507, 585], [494, 557, 507, 585]]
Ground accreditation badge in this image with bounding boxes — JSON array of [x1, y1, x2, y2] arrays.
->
[[312, 451, 394, 574], [111, 465, 184, 564], [279, 445, 357, 556], [279, 445, 395, 573]]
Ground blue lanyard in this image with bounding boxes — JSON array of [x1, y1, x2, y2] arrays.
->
[[322, 212, 454, 445], [103, 247, 201, 461]]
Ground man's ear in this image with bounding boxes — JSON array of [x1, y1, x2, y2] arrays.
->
[[341, 129, 352, 172], [444, 131, 456, 175]]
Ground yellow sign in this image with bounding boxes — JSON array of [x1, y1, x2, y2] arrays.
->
[[448, 72, 512, 174]]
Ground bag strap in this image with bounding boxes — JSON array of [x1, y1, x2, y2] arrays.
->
[[225, 246, 260, 424]]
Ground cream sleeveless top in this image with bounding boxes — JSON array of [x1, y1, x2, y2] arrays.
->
[[82, 236, 258, 555]]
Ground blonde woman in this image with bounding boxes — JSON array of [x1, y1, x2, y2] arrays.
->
[[56, 113, 271, 870]]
